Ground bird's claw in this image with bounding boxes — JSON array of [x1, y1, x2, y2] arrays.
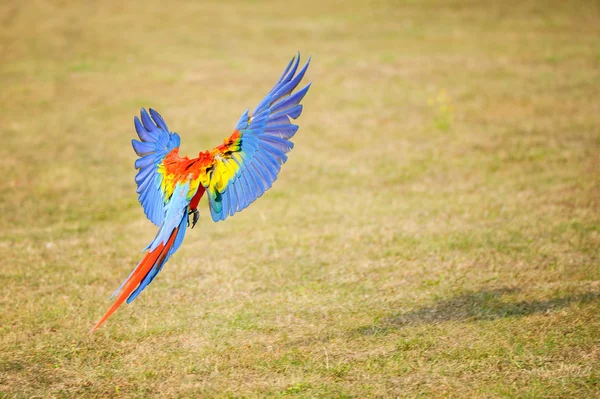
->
[[187, 209, 200, 229]]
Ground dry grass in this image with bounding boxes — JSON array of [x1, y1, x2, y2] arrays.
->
[[1, 0, 599, 397]]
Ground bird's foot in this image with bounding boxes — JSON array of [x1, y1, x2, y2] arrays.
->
[[187, 208, 200, 229]]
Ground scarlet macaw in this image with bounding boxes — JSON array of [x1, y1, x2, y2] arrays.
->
[[90, 54, 311, 333]]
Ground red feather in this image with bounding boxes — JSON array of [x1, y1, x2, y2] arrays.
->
[[89, 227, 179, 333]]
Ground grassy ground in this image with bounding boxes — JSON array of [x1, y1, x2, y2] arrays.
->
[[1, 0, 599, 397]]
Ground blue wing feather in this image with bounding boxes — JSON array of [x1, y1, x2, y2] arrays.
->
[[276, 56, 296, 84], [271, 83, 311, 113], [256, 147, 281, 178], [235, 109, 250, 131], [225, 182, 236, 216], [132, 140, 155, 156], [149, 108, 170, 131], [141, 109, 157, 132], [261, 135, 294, 153], [242, 170, 258, 202], [134, 118, 155, 142], [248, 162, 267, 194], [135, 154, 155, 169], [271, 104, 303, 120], [135, 164, 154, 182], [255, 157, 277, 187]]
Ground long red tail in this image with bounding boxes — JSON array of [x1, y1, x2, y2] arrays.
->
[[89, 228, 179, 334]]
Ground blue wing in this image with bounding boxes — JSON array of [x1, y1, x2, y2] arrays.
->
[[132, 108, 181, 226], [206, 53, 311, 222]]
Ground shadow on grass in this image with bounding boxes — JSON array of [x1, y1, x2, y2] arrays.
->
[[357, 288, 600, 336]]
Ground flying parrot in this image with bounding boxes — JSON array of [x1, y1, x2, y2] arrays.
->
[[90, 54, 311, 333]]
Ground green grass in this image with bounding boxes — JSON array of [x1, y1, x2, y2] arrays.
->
[[1, 0, 599, 397]]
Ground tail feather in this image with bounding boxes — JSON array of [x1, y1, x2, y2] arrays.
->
[[127, 213, 188, 303], [89, 227, 179, 334]]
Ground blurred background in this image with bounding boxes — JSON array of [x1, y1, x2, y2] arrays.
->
[[1, 0, 599, 397]]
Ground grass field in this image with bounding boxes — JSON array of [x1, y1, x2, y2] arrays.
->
[[1, 0, 599, 397]]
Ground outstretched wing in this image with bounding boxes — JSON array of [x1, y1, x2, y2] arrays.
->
[[202, 53, 311, 221], [132, 108, 181, 226]]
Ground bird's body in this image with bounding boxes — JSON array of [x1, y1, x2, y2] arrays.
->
[[90, 54, 311, 333]]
